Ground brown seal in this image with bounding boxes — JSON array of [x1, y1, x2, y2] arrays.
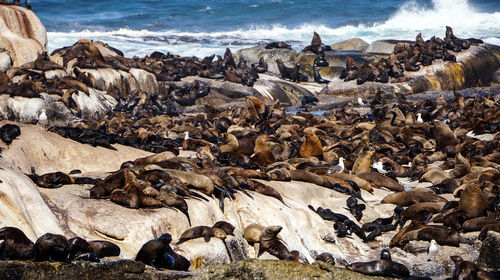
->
[[462, 217, 496, 233], [212, 221, 235, 236], [346, 259, 410, 278], [0, 227, 34, 260], [136, 233, 182, 269], [88, 240, 121, 258], [451, 152, 471, 178], [478, 222, 500, 240], [416, 227, 464, 247], [382, 188, 448, 206], [299, 131, 323, 158], [315, 252, 335, 265], [33, 233, 70, 262], [176, 226, 226, 244], [220, 133, 239, 153], [68, 237, 99, 262], [434, 121, 458, 149], [243, 223, 265, 243], [357, 172, 404, 192], [459, 184, 488, 219], [352, 150, 375, 174], [251, 134, 276, 166], [259, 226, 298, 261], [451, 255, 480, 280]]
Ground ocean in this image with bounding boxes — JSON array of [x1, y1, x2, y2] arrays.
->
[[34, 0, 500, 58]]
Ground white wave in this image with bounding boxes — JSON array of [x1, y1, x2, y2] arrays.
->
[[47, 0, 500, 57]]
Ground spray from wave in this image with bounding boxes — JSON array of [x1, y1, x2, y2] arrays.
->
[[47, 0, 500, 57]]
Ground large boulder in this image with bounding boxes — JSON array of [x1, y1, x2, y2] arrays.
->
[[236, 46, 298, 74], [331, 38, 369, 52], [365, 40, 413, 54], [320, 44, 500, 97], [0, 5, 47, 67]]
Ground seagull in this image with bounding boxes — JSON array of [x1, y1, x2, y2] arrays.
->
[[38, 109, 48, 127], [428, 239, 439, 260], [357, 97, 365, 106], [416, 113, 424, 123], [371, 161, 387, 174], [328, 157, 344, 174], [184, 131, 190, 140]]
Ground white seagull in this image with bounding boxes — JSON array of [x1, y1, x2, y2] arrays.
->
[[38, 109, 48, 127], [358, 97, 365, 106], [428, 239, 439, 257], [371, 161, 387, 174], [416, 113, 424, 123], [328, 157, 345, 174]]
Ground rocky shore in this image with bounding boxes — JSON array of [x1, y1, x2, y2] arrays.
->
[[1, 4, 500, 280]]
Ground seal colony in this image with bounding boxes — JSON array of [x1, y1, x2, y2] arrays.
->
[[0, 5, 499, 278]]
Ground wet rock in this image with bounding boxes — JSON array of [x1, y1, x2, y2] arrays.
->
[[191, 259, 394, 280], [478, 232, 500, 269], [236, 46, 298, 74], [331, 38, 369, 52]]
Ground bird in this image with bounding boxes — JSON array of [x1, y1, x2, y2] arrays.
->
[[427, 239, 439, 260], [38, 109, 48, 127], [328, 157, 345, 174], [371, 161, 387, 174], [357, 97, 365, 106], [416, 113, 424, 123]]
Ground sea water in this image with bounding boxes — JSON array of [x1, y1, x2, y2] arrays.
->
[[34, 0, 500, 58]]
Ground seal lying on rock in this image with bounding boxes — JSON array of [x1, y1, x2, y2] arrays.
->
[[0, 227, 34, 260], [136, 233, 189, 270], [33, 233, 70, 262]]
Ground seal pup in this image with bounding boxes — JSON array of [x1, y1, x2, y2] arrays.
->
[[301, 95, 319, 107], [0, 227, 34, 260], [459, 184, 488, 219], [258, 226, 298, 261], [251, 134, 275, 166]]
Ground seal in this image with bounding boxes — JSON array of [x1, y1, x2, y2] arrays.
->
[[68, 237, 100, 262], [346, 259, 410, 278], [315, 252, 335, 265], [478, 222, 500, 240], [451, 255, 480, 280], [251, 134, 276, 166], [136, 233, 177, 269], [416, 227, 463, 247], [352, 150, 375, 174], [379, 249, 392, 261], [33, 233, 70, 262], [243, 223, 264, 243], [381, 188, 448, 207], [88, 240, 121, 258], [357, 171, 405, 192], [176, 226, 227, 244], [299, 131, 323, 158], [462, 217, 495, 233], [0, 227, 34, 260], [459, 184, 488, 219], [258, 226, 298, 261], [212, 221, 235, 236]]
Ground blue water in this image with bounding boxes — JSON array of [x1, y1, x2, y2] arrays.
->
[[34, 0, 500, 57]]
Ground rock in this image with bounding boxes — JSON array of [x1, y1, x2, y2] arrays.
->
[[320, 44, 500, 96], [236, 46, 298, 74], [297, 50, 382, 69], [177, 239, 231, 269], [365, 40, 412, 54], [331, 38, 369, 52], [0, 6, 47, 67], [190, 259, 394, 280], [224, 233, 249, 262], [0, 259, 195, 280], [0, 49, 12, 71], [478, 232, 500, 269]]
